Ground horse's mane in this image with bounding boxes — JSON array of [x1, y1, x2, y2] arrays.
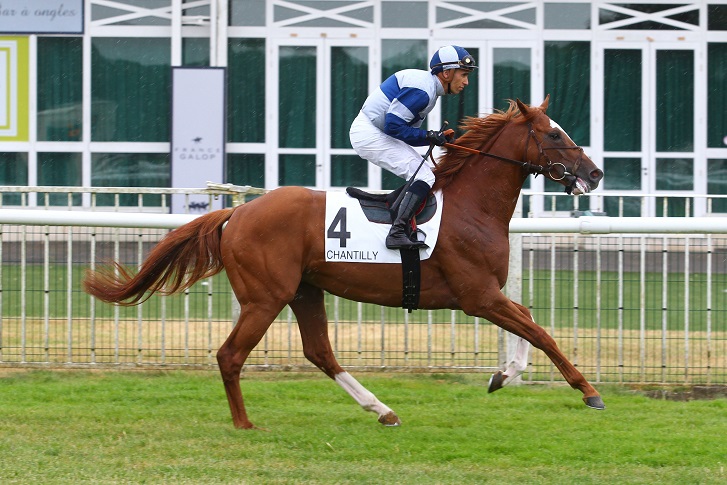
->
[[432, 99, 533, 191]]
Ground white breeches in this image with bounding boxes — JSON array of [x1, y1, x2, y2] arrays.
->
[[349, 112, 435, 187]]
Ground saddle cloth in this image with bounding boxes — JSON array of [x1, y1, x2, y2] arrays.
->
[[324, 190, 444, 263]]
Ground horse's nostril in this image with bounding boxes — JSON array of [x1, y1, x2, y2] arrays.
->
[[590, 169, 603, 182]]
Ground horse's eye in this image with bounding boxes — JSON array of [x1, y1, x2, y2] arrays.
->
[[549, 131, 561, 141]]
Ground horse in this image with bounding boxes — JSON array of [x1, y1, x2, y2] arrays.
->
[[83, 97, 605, 429]]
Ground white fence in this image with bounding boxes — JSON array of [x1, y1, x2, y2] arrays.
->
[[0, 186, 724, 386]]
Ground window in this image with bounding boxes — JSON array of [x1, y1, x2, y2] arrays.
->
[[544, 41, 590, 146], [91, 38, 171, 142], [493, 47, 530, 111], [37, 37, 82, 142], [38, 153, 82, 206], [227, 153, 265, 201], [331, 46, 368, 187], [229, 0, 266, 26], [656, 157, 693, 217], [599, 3, 699, 30], [382, 170, 404, 190], [0, 153, 28, 205], [91, 153, 170, 206], [707, 159, 727, 213], [331, 46, 368, 150], [331, 155, 367, 187], [656, 50, 694, 152], [656, 158, 693, 191], [278, 46, 317, 186], [227, 153, 265, 187], [708, 44, 727, 148], [708, 4, 727, 30], [183, 38, 210, 66], [604, 49, 642, 152], [603, 158, 642, 216], [436, 2, 535, 29], [382, 2, 427, 28], [382, 39, 427, 80], [228, 38, 265, 143], [279, 154, 315, 186], [545, 3, 591, 29], [278, 46, 316, 149]]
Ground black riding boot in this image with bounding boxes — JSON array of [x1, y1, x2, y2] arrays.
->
[[386, 182, 429, 250]]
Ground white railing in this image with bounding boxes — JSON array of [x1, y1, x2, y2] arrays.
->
[[1, 209, 726, 234], [0, 187, 724, 386]]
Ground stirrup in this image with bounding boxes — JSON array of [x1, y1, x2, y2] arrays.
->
[[386, 236, 427, 250], [386, 230, 427, 250]]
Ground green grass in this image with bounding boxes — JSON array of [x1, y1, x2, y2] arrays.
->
[[0, 371, 725, 484]]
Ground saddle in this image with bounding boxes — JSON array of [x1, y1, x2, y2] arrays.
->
[[345, 186, 437, 225], [345, 185, 436, 313]]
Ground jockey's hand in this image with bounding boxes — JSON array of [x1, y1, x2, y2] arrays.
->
[[426, 130, 449, 146]]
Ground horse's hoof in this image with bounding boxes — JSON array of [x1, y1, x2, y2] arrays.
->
[[487, 370, 505, 393], [584, 396, 606, 410], [378, 411, 401, 427]]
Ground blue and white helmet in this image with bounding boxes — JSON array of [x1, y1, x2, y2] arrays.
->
[[430, 45, 477, 74]]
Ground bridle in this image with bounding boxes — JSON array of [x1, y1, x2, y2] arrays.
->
[[442, 122, 586, 191]]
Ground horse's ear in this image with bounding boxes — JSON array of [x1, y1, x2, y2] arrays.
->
[[516, 99, 529, 116], [539, 94, 550, 113]]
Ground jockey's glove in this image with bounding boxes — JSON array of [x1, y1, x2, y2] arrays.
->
[[426, 130, 450, 146]]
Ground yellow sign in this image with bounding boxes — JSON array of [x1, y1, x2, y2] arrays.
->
[[0, 36, 28, 141]]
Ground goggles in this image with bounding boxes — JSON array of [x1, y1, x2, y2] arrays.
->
[[431, 54, 478, 72]]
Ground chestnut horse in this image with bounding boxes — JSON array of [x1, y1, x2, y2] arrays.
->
[[84, 98, 605, 429]]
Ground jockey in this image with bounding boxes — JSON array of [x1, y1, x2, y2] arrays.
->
[[349, 45, 477, 250]]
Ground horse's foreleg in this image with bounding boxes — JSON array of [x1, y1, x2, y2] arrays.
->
[[217, 305, 281, 429], [476, 293, 604, 409], [290, 283, 401, 426], [488, 335, 530, 393], [488, 302, 531, 393]]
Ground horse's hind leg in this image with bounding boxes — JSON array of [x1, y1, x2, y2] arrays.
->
[[217, 304, 283, 429], [289, 283, 401, 426]]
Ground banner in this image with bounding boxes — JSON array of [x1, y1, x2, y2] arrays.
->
[[171, 67, 226, 214], [0, 1, 84, 34], [0, 36, 28, 141]]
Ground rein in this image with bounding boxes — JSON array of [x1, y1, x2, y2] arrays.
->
[[442, 123, 585, 183]]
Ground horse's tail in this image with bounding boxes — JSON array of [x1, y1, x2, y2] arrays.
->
[[83, 207, 237, 306]]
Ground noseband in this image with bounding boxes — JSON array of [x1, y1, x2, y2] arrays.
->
[[443, 122, 586, 185]]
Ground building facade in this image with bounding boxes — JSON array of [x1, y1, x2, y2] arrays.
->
[[2, 0, 727, 216]]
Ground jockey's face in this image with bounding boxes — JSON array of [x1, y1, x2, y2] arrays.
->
[[439, 68, 471, 95]]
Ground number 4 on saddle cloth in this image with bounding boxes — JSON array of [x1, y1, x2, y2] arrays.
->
[[324, 186, 444, 311]]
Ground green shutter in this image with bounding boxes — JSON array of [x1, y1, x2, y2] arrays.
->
[[37, 37, 83, 142], [708, 44, 727, 148], [91, 38, 171, 142], [544, 41, 590, 146], [228, 38, 265, 143], [604, 49, 641, 152]]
